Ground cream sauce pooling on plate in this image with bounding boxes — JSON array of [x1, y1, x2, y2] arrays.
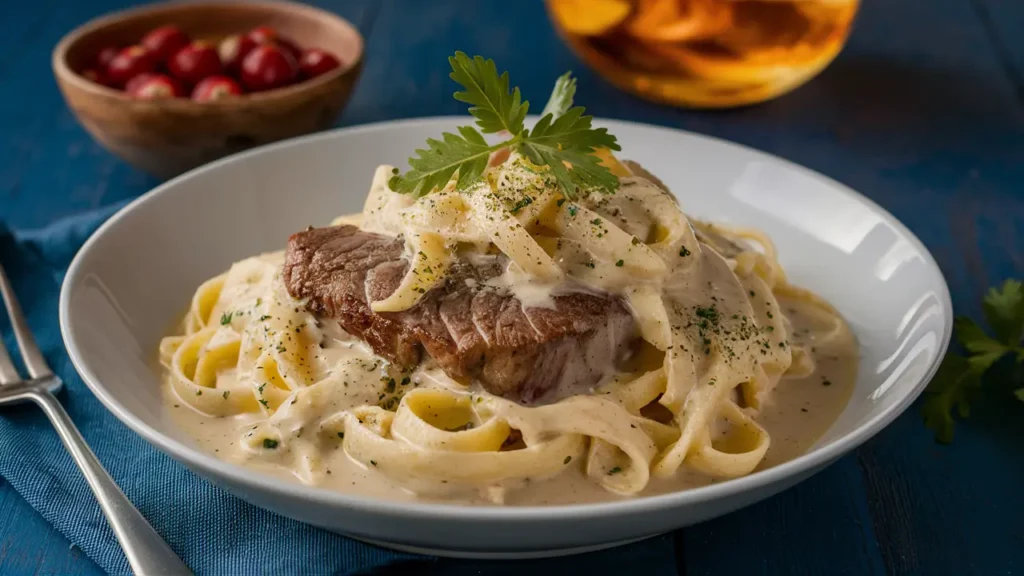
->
[[159, 156, 860, 505], [163, 282, 857, 506]]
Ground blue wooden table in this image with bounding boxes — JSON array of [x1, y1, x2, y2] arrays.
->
[[2, 0, 1022, 574]]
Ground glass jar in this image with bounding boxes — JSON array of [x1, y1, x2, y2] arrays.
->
[[547, 0, 859, 108]]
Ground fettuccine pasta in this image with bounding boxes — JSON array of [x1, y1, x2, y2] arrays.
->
[[160, 151, 858, 505]]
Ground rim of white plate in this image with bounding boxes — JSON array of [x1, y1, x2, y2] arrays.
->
[[59, 116, 953, 522]]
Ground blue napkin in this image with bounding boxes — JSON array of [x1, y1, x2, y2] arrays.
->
[[0, 206, 680, 575]]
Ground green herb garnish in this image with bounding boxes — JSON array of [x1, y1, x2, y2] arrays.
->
[[540, 71, 577, 119], [510, 196, 534, 213], [922, 279, 1024, 443], [263, 438, 278, 449], [220, 312, 233, 325], [389, 53, 619, 199]]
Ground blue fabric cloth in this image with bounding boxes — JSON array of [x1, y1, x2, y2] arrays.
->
[[0, 206, 682, 576], [0, 206, 423, 575]]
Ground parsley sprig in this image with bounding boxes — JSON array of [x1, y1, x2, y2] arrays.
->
[[389, 52, 620, 199], [922, 279, 1024, 443], [540, 71, 577, 119]]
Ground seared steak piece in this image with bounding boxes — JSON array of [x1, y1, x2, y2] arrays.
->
[[283, 225, 638, 404]]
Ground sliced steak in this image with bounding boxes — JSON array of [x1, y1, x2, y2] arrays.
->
[[283, 225, 638, 405]]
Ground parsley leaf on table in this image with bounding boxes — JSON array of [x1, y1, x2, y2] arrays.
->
[[922, 279, 1024, 443], [921, 354, 982, 444], [982, 278, 1024, 346], [390, 53, 620, 199]]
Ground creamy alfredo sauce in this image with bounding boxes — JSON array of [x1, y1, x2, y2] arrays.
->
[[161, 156, 859, 506], [163, 285, 856, 506]]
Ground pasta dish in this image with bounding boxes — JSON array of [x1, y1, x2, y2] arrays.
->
[[160, 54, 857, 505]]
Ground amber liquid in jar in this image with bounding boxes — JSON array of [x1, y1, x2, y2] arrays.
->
[[547, 0, 859, 108]]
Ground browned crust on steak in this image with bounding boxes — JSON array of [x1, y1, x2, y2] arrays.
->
[[283, 225, 637, 404]]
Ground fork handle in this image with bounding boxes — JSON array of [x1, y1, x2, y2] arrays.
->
[[29, 390, 192, 575]]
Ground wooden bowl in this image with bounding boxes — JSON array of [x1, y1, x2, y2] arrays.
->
[[53, 0, 364, 178]]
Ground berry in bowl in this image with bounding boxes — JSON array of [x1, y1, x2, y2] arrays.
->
[[53, 1, 363, 178]]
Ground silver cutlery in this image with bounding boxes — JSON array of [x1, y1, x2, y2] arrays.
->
[[0, 261, 191, 575]]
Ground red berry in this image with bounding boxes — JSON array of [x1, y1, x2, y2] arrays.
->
[[141, 25, 190, 63], [106, 45, 157, 88], [96, 46, 120, 69], [125, 73, 157, 94], [191, 75, 244, 101], [299, 48, 341, 79], [127, 74, 183, 99], [275, 38, 302, 62], [168, 41, 223, 85], [80, 68, 106, 86], [246, 25, 277, 45], [246, 25, 301, 60], [218, 34, 257, 73], [240, 44, 298, 92]]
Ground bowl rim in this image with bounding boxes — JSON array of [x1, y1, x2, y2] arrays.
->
[[51, 0, 364, 107], [59, 116, 953, 522]]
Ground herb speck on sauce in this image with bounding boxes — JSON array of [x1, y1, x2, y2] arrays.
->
[[263, 438, 278, 449]]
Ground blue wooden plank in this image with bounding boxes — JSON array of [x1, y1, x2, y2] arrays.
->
[[1, 0, 1022, 575], [0, 0, 377, 231], [973, 0, 1024, 97], [682, 457, 886, 576], [428, 534, 679, 576], [0, 0, 157, 230]]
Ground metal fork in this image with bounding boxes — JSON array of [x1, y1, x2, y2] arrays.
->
[[0, 262, 191, 575]]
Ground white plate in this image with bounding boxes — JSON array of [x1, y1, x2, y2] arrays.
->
[[59, 117, 952, 558]]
